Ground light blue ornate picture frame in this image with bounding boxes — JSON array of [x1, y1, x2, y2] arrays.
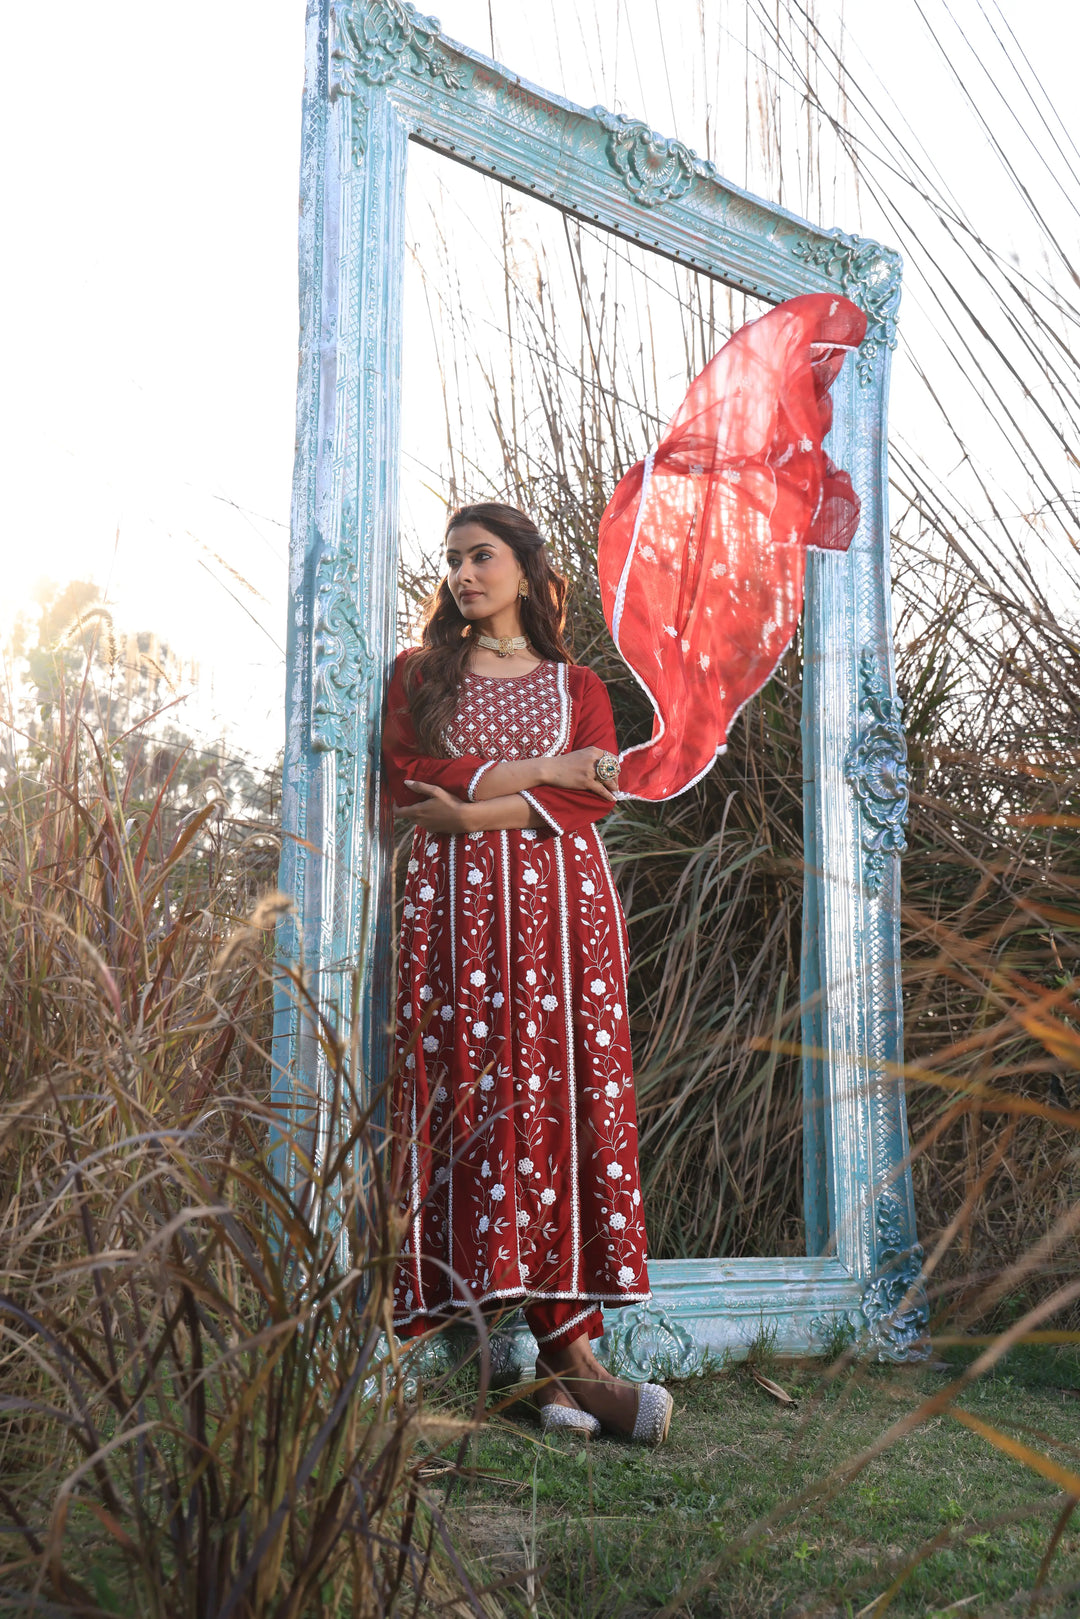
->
[[274, 0, 928, 1372]]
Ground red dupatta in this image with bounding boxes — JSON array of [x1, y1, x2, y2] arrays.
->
[[598, 292, 867, 802]]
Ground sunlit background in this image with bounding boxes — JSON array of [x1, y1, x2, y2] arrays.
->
[[2, 0, 1076, 779]]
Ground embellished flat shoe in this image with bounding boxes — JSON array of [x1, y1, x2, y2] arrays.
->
[[630, 1382, 673, 1447], [539, 1401, 601, 1438]]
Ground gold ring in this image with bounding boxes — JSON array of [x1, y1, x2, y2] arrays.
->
[[594, 751, 619, 788]]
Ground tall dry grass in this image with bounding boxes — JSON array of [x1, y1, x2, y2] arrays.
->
[[0, 677, 490, 1616]]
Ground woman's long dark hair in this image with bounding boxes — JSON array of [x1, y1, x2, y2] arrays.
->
[[403, 503, 573, 756]]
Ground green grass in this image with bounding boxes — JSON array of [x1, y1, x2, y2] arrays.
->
[[427, 1347, 1080, 1617]]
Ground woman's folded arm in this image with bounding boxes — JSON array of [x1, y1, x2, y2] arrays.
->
[[381, 654, 492, 804]]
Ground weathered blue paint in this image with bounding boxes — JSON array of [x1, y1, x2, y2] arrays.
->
[[276, 0, 928, 1368]]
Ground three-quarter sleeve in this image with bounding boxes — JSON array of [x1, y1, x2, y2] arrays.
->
[[381, 651, 490, 806], [522, 668, 620, 836]]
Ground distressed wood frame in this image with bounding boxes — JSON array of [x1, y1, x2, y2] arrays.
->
[[274, 0, 928, 1373]]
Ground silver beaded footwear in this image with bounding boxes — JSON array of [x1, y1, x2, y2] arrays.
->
[[539, 1402, 601, 1438], [630, 1382, 673, 1447]]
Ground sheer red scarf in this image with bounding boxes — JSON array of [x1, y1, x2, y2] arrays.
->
[[598, 292, 867, 802]]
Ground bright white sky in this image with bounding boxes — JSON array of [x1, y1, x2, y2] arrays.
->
[[1, 1, 1074, 770]]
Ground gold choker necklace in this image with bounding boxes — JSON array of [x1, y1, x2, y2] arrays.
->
[[475, 632, 530, 658]]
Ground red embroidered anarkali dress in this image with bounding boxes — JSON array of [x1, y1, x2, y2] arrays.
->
[[382, 652, 651, 1340]]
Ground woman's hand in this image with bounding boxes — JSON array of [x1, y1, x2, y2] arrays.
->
[[543, 747, 619, 802], [397, 781, 472, 834]]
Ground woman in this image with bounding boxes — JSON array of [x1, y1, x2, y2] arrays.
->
[[382, 502, 673, 1445]]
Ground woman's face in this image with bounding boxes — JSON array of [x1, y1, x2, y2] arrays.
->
[[444, 524, 526, 621]]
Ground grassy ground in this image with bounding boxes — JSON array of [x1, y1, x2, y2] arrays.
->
[[425, 1346, 1080, 1618]]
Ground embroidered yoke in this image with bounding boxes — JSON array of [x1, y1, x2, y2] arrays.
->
[[382, 652, 651, 1331]]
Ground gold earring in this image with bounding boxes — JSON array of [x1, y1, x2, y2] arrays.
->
[[518, 579, 529, 599], [460, 623, 471, 639]]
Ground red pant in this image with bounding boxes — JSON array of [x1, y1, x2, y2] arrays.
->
[[525, 1298, 605, 1352], [397, 1296, 604, 1353]]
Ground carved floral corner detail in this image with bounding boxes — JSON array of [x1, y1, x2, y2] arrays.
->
[[311, 544, 369, 823], [862, 1191, 930, 1363], [598, 1298, 707, 1380], [808, 1309, 862, 1354], [591, 108, 700, 208], [331, 0, 461, 101], [845, 649, 909, 896], [790, 231, 902, 386]]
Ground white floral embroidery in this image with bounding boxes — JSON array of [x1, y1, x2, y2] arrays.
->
[[480, 1160, 491, 1178], [610, 1212, 627, 1230], [639, 543, 657, 561], [617, 1264, 636, 1285], [405, 1054, 415, 1070], [581, 879, 595, 896], [403, 903, 415, 920], [614, 1004, 623, 1020], [516, 1208, 529, 1227], [492, 990, 505, 1007], [407, 858, 419, 874], [680, 637, 690, 654], [521, 829, 537, 840], [799, 436, 813, 451], [710, 560, 727, 579], [574, 836, 588, 851], [434, 1086, 447, 1103], [419, 986, 433, 1001], [541, 994, 558, 1011], [470, 968, 486, 986], [526, 1020, 537, 1038], [590, 978, 606, 995], [522, 867, 539, 886], [425, 840, 438, 856], [605, 1162, 622, 1179], [699, 652, 711, 672], [525, 968, 537, 985], [472, 1021, 489, 1039], [527, 1076, 541, 1092], [595, 1030, 612, 1047], [517, 1157, 533, 1174], [467, 867, 483, 886], [479, 1073, 494, 1092], [418, 883, 434, 902], [540, 1188, 556, 1205], [633, 1189, 641, 1206], [403, 1003, 412, 1020], [604, 1081, 619, 1099], [662, 624, 677, 637], [423, 1035, 438, 1053], [434, 1166, 449, 1184], [478, 1215, 490, 1232], [490, 1184, 506, 1202], [440, 1004, 453, 1021]]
